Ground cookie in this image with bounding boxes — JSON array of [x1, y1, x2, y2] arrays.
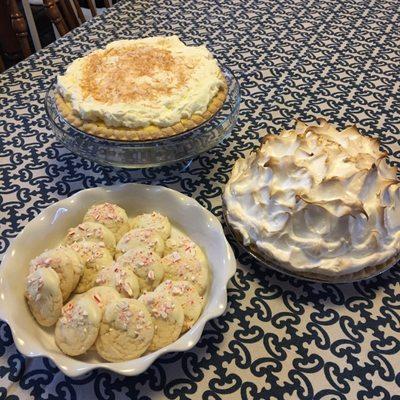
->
[[155, 280, 204, 332], [69, 241, 113, 293], [96, 299, 154, 362], [164, 228, 208, 269], [84, 286, 122, 310], [116, 228, 164, 258], [29, 247, 83, 300], [116, 248, 164, 293], [83, 203, 130, 241], [64, 222, 116, 256], [161, 252, 209, 295], [130, 212, 171, 240], [139, 291, 184, 351], [96, 264, 140, 298], [25, 268, 63, 327], [55, 295, 102, 356]]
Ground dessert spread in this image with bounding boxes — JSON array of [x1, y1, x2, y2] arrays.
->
[[56, 36, 227, 140], [224, 119, 400, 277], [24, 203, 209, 362]]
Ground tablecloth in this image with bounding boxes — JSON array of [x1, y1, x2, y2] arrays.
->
[[1, 0, 399, 398]]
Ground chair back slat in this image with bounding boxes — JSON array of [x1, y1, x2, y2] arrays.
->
[[0, 55, 5, 73], [8, 0, 31, 58], [43, 0, 69, 36], [58, 0, 79, 30], [86, 0, 97, 17], [71, 0, 86, 23]]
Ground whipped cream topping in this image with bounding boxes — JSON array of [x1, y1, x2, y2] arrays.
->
[[57, 36, 225, 129], [224, 119, 400, 275]]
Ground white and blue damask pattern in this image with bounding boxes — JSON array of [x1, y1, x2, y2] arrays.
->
[[0, 0, 400, 398]]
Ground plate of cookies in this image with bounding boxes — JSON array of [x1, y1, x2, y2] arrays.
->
[[0, 184, 236, 376]]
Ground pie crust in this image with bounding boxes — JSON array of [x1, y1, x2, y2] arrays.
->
[[56, 79, 227, 142]]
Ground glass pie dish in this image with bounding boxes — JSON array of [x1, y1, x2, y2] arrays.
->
[[45, 67, 240, 169]]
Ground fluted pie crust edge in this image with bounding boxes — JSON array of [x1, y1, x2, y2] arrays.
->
[[55, 81, 228, 141], [225, 214, 400, 283]]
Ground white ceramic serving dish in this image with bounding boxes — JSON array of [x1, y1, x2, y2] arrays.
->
[[0, 184, 236, 377]]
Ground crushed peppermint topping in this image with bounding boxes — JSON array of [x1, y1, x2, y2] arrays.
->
[[163, 280, 174, 289], [26, 274, 44, 301], [147, 270, 155, 280], [124, 250, 156, 269], [121, 228, 155, 246], [87, 203, 125, 224], [60, 302, 89, 327], [170, 252, 181, 263], [148, 296, 175, 319], [97, 266, 133, 297], [172, 283, 186, 295], [152, 302, 175, 319], [115, 301, 133, 330], [96, 275, 106, 285], [73, 242, 107, 263], [133, 310, 147, 334]]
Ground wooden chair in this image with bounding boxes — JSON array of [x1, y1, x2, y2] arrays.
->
[[6, 0, 112, 59], [0, 55, 5, 73], [8, 0, 32, 58]]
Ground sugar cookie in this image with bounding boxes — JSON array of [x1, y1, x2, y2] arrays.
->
[[155, 280, 204, 332], [139, 291, 184, 351], [70, 241, 113, 293], [55, 296, 102, 356], [84, 286, 122, 310], [29, 247, 83, 300], [161, 252, 209, 295], [96, 264, 140, 298], [116, 228, 164, 258], [25, 268, 63, 327], [130, 212, 171, 240], [96, 299, 154, 362], [116, 248, 164, 293], [84, 203, 130, 241], [165, 228, 208, 269], [64, 222, 116, 256]]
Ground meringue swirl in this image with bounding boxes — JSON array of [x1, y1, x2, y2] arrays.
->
[[224, 119, 400, 276]]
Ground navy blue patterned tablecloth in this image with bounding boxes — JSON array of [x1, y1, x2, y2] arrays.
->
[[1, 0, 400, 398]]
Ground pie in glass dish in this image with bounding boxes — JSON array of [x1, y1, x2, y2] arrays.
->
[[55, 36, 227, 141], [223, 119, 400, 281]]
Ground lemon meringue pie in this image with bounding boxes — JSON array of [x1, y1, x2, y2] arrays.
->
[[56, 36, 227, 141], [224, 119, 400, 279]]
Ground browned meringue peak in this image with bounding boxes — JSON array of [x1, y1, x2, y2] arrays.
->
[[224, 119, 400, 276]]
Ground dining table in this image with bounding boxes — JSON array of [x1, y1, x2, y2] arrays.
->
[[1, 0, 399, 398]]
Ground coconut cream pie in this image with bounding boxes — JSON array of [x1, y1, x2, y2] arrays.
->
[[56, 36, 227, 140], [224, 119, 400, 279]]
